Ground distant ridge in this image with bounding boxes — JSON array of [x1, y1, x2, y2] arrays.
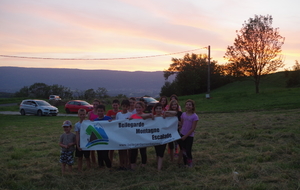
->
[[0, 67, 174, 97]]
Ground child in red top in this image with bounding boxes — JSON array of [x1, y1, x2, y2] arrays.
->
[[106, 99, 121, 165]]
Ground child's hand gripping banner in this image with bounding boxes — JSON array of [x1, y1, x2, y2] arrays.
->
[[80, 117, 180, 150]]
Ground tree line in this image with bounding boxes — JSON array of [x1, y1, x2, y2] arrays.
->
[[14, 83, 127, 101]]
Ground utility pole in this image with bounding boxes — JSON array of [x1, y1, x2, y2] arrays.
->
[[206, 45, 211, 99]]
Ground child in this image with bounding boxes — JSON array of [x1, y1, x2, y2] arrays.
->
[[129, 101, 148, 170], [177, 99, 198, 167], [88, 99, 101, 121], [165, 94, 182, 111], [106, 99, 121, 164], [106, 99, 121, 120], [128, 97, 137, 114], [165, 99, 182, 161], [115, 99, 132, 170], [88, 99, 101, 165], [159, 96, 168, 112], [94, 104, 112, 169], [75, 108, 91, 172], [152, 103, 168, 171], [59, 120, 76, 175]]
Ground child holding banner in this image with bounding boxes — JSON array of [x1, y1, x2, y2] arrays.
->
[[94, 105, 112, 169], [129, 101, 148, 170], [88, 99, 101, 166], [75, 109, 91, 172], [159, 96, 168, 112], [165, 99, 182, 161], [152, 103, 168, 171], [128, 97, 137, 114], [116, 99, 132, 170], [177, 99, 198, 167], [106, 99, 121, 165]]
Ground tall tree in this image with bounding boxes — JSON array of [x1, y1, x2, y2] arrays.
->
[[224, 15, 285, 93], [163, 53, 224, 96], [84, 88, 96, 100], [29, 83, 50, 98], [95, 87, 109, 98]]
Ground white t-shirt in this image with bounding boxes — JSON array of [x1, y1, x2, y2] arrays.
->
[[116, 112, 132, 120]]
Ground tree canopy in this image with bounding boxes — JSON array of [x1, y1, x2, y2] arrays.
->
[[162, 53, 228, 96], [224, 15, 285, 93]]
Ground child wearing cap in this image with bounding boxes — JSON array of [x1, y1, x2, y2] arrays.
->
[[59, 120, 76, 175]]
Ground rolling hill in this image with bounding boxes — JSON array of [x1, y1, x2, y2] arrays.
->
[[0, 67, 175, 97]]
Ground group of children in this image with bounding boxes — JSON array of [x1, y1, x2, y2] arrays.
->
[[59, 95, 198, 174]]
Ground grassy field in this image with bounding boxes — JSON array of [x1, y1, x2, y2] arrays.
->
[[0, 109, 299, 190], [0, 72, 300, 189]]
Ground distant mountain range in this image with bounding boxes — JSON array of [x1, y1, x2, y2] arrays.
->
[[0, 67, 175, 97]]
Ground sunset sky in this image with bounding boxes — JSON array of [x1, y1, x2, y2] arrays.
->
[[0, 0, 299, 71]]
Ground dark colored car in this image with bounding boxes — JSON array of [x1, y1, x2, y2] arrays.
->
[[136, 96, 159, 113], [64, 100, 93, 113], [19, 99, 59, 116]]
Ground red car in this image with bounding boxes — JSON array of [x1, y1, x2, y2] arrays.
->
[[64, 100, 93, 113]]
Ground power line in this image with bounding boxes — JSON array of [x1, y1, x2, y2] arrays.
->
[[0, 47, 207, 61]]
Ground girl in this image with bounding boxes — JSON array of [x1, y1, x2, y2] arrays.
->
[[87, 99, 101, 166], [88, 99, 101, 121], [159, 96, 168, 112], [165, 99, 182, 161], [152, 103, 168, 170], [129, 101, 148, 170], [165, 94, 182, 111], [177, 99, 198, 167]]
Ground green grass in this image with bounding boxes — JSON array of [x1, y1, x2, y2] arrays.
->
[[0, 110, 299, 190], [178, 72, 300, 113], [0, 72, 300, 189]]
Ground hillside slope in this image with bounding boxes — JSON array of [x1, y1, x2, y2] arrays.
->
[[179, 72, 300, 112]]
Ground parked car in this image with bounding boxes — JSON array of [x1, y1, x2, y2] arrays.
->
[[49, 95, 61, 101], [64, 100, 93, 113], [136, 96, 159, 113], [19, 99, 59, 116]]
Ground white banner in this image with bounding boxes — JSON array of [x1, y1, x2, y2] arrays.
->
[[80, 117, 180, 150]]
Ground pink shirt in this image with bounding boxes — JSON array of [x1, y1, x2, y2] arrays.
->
[[180, 112, 199, 137], [88, 111, 98, 121]]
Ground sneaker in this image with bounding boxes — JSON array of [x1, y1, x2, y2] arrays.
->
[[187, 159, 193, 167]]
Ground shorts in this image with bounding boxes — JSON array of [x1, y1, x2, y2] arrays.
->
[[154, 144, 167, 158], [60, 151, 74, 165], [75, 148, 91, 158]]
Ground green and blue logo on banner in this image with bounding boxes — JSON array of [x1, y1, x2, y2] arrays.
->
[[85, 124, 109, 148]]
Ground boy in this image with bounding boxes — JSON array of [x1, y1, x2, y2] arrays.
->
[[94, 105, 112, 169], [106, 99, 121, 120], [59, 120, 76, 175], [115, 100, 132, 170], [106, 99, 121, 164], [75, 108, 91, 172]]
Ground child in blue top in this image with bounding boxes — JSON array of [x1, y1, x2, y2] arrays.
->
[[94, 104, 112, 169]]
